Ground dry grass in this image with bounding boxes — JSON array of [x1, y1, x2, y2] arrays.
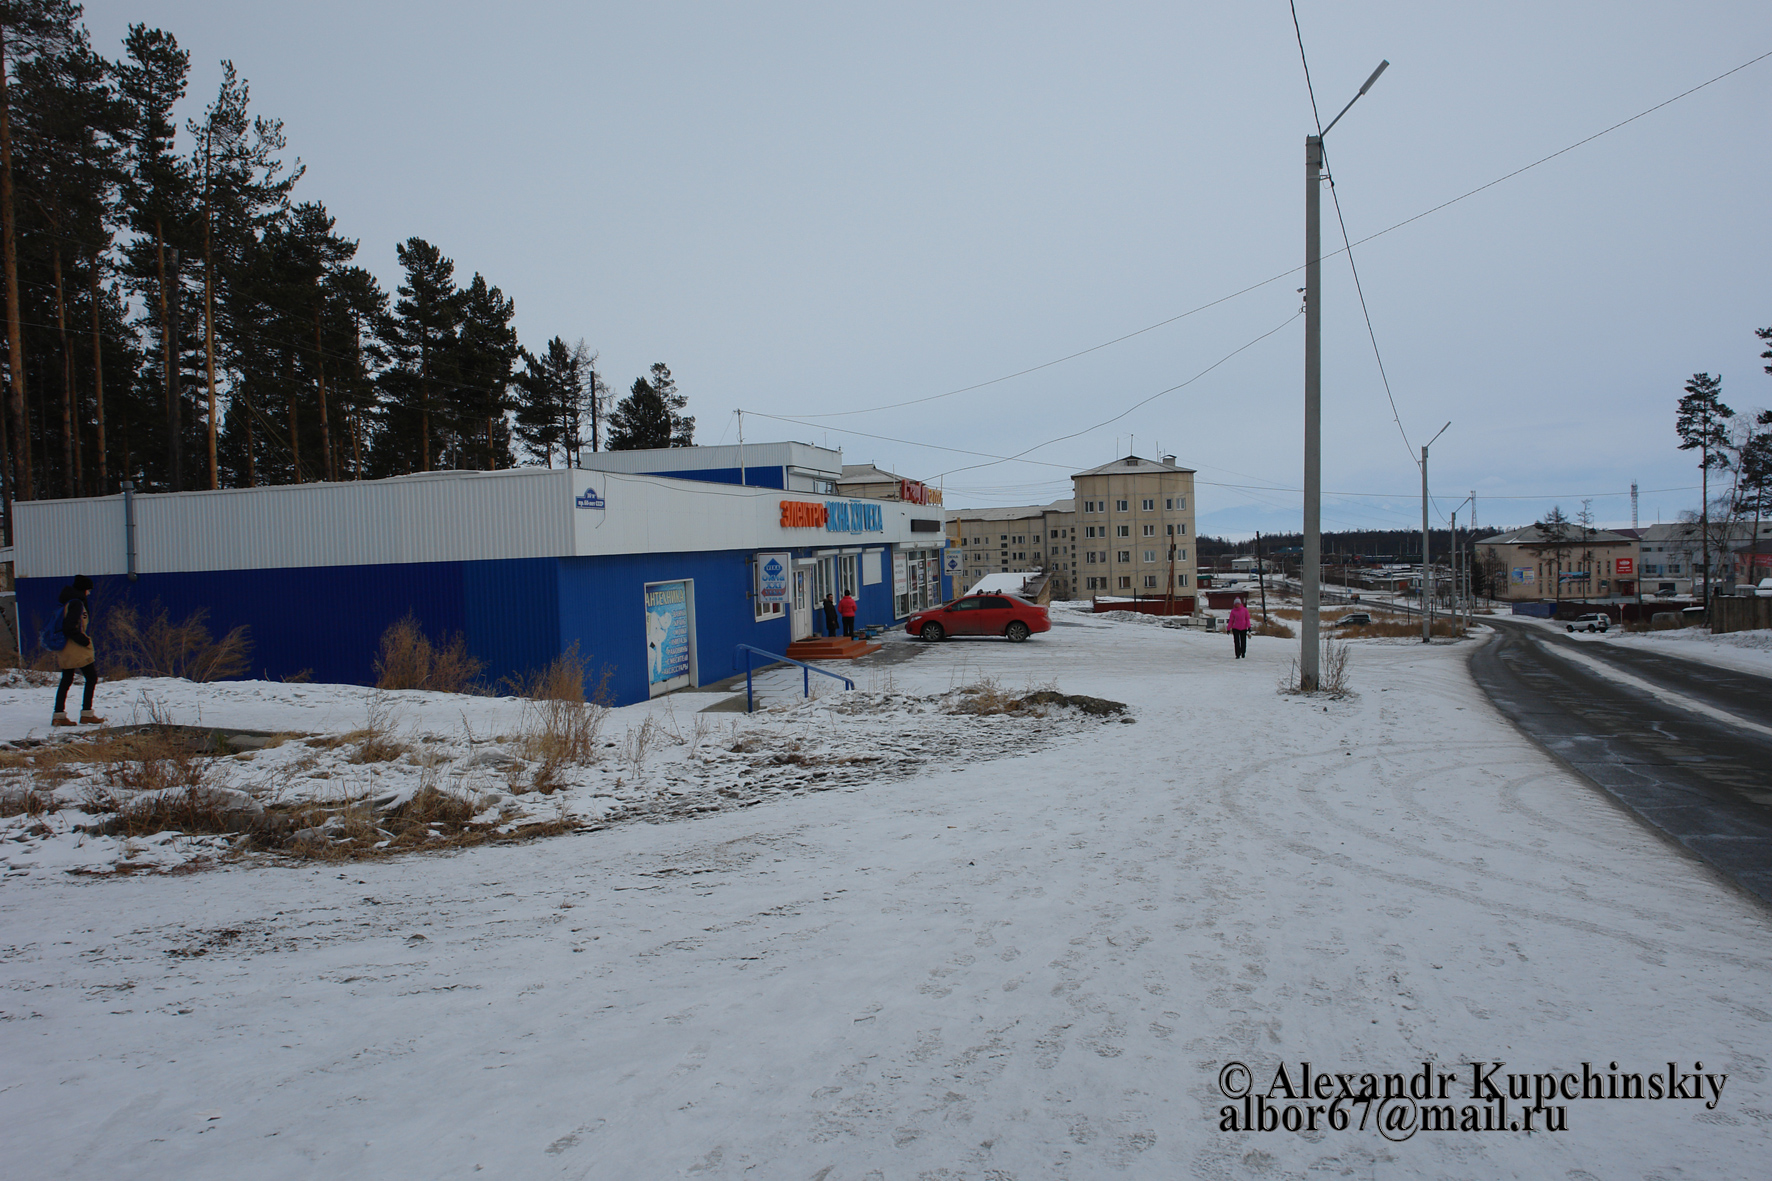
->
[[99, 605, 253, 681], [117, 785, 243, 837], [1280, 638, 1354, 698], [0, 787, 53, 817], [1252, 618, 1295, 639], [373, 615, 486, 693], [509, 647, 610, 793]]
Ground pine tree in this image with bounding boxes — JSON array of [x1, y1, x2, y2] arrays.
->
[[1675, 372, 1734, 600], [187, 60, 298, 488], [117, 23, 193, 491], [607, 362, 692, 450], [1529, 506, 1574, 604], [375, 238, 459, 475], [451, 272, 516, 470]]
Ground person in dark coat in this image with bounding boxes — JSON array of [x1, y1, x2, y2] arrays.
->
[[52, 575, 104, 726], [822, 594, 839, 637]]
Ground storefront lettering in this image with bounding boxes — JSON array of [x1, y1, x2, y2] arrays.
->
[[779, 499, 884, 533]]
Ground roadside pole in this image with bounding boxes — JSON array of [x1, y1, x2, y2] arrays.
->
[[1302, 135, 1322, 689], [1421, 445, 1430, 643]]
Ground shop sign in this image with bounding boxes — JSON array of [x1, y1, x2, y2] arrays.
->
[[645, 582, 691, 687], [899, 479, 931, 505], [1615, 557, 1635, 576], [943, 551, 961, 577], [757, 552, 789, 604], [779, 499, 885, 533], [575, 485, 606, 509]]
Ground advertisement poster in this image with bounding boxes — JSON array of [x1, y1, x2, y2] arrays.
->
[[645, 581, 691, 690], [893, 552, 909, 598], [1615, 557, 1635, 576], [1511, 568, 1535, 586], [756, 552, 789, 609]]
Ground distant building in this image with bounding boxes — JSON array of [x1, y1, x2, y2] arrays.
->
[[949, 501, 1076, 600], [1480, 524, 1638, 601], [1070, 456, 1197, 596], [835, 464, 943, 506], [576, 441, 841, 493], [1629, 521, 1772, 595]]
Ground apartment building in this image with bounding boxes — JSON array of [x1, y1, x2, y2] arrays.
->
[[1072, 456, 1198, 595], [834, 464, 943, 506], [949, 500, 1077, 599]]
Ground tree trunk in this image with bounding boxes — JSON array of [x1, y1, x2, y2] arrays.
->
[[351, 314, 363, 479], [312, 285, 332, 482], [155, 228, 179, 490], [203, 218, 218, 489], [89, 260, 106, 495], [288, 371, 300, 483], [244, 398, 255, 487], [418, 304, 430, 472], [52, 246, 75, 497], [0, 28, 33, 502]]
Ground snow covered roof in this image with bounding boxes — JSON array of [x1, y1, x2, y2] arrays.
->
[[966, 572, 1039, 596], [945, 498, 1074, 523], [1071, 454, 1195, 477], [1485, 523, 1634, 546], [838, 464, 907, 483]]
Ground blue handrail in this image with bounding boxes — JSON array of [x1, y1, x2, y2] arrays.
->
[[733, 644, 856, 713]]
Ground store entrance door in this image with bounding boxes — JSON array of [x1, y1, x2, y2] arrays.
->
[[791, 567, 813, 640]]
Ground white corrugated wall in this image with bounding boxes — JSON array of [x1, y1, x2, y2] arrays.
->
[[14, 469, 574, 579]]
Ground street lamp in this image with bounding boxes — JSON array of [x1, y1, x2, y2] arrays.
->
[[1302, 58, 1388, 691]]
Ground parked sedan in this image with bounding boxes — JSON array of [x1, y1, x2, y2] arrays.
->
[[907, 594, 1051, 643], [1565, 613, 1611, 633], [1332, 612, 1372, 627]]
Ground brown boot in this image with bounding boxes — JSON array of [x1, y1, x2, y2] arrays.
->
[[80, 711, 107, 725], [52, 712, 76, 727]]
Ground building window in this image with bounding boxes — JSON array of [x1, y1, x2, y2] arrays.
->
[[1142, 498, 1155, 511], [1143, 575, 1159, 588], [1142, 524, 1155, 537], [1176, 496, 1186, 509], [1118, 576, 1132, 589], [1117, 550, 1131, 563], [1085, 525, 1097, 538], [1143, 550, 1156, 563], [1165, 498, 1173, 510], [1116, 499, 1129, 512], [1116, 525, 1129, 538], [1177, 574, 1187, 587]]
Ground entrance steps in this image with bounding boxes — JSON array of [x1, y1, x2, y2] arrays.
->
[[785, 636, 882, 661]]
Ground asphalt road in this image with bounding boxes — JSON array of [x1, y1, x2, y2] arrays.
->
[[1468, 618, 1772, 906]]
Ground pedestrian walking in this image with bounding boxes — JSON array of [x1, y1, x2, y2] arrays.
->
[[46, 575, 104, 726], [822, 593, 839, 637], [1228, 595, 1251, 660], [839, 589, 857, 638]]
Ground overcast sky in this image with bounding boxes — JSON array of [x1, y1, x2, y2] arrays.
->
[[84, 2, 1772, 537]]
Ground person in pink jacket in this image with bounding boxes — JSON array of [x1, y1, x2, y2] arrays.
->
[[1227, 596, 1252, 659]]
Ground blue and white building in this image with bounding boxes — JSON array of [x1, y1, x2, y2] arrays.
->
[[13, 446, 951, 705]]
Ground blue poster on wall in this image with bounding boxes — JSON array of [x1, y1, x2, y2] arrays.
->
[[645, 581, 691, 688]]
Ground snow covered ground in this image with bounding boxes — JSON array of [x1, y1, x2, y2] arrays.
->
[[1593, 624, 1772, 679], [2, 605, 1769, 1178]]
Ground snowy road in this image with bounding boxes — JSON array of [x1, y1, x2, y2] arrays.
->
[[3, 614, 1770, 1178], [1471, 617, 1772, 904]]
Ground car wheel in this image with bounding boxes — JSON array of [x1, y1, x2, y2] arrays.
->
[[1566, 624, 1575, 632], [921, 622, 946, 642], [1006, 621, 1031, 643]]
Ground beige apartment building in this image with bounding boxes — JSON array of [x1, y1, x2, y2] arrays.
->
[[950, 500, 1077, 598], [1072, 456, 1198, 595], [947, 454, 1198, 601]]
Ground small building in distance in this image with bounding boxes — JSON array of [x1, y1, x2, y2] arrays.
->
[[835, 464, 943, 506], [1479, 524, 1639, 601]]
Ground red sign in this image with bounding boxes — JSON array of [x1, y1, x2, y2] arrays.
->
[[1615, 557, 1634, 576], [898, 479, 930, 505], [780, 501, 828, 528]]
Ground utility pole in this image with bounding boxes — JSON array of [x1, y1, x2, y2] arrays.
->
[[1420, 422, 1449, 643], [1302, 134, 1323, 689], [1300, 59, 1386, 689], [1631, 481, 1638, 530], [1255, 531, 1269, 624], [737, 408, 745, 488]]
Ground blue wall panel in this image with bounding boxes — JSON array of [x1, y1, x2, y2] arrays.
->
[[555, 549, 792, 705], [18, 559, 563, 690], [637, 465, 786, 490]]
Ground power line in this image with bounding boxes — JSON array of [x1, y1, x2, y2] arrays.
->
[[779, 44, 1772, 423]]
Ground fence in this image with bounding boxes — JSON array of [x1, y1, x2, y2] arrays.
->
[[1712, 596, 1772, 635]]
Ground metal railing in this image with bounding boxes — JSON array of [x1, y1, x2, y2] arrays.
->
[[733, 644, 855, 713]]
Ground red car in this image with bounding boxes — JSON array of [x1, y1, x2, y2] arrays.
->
[[907, 594, 1051, 642]]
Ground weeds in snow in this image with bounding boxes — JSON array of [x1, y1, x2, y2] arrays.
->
[[373, 615, 486, 693], [1280, 638, 1353, 698], [99, 604, 253, 682]]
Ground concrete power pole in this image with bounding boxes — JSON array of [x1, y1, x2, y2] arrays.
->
[[1301, 135, 1323, 690], [1420, 422, 1449, 643]]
